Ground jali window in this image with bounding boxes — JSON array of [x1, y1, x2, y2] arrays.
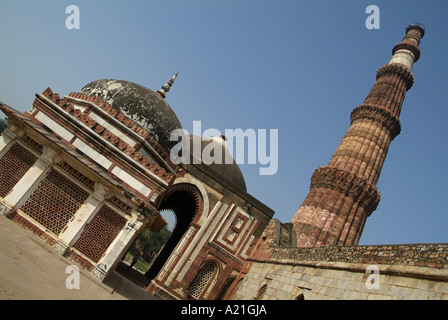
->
[[189, 262, 217, 299], [73, 205, 127, 263], [20, 168, 89, 235], [0, 143, 38, 198]]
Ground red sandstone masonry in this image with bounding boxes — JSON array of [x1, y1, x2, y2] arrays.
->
[[291, 27, 424, 248], [10, 211, 56, 246], [68, 249, 95, 272]]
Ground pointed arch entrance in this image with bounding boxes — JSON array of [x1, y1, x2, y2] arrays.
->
[[144, 183, 203, 280]]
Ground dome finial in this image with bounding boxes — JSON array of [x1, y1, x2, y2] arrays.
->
[[157, 72, 179, 99]]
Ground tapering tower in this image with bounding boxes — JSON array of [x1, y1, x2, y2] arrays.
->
[[291, 24, 425, 247]]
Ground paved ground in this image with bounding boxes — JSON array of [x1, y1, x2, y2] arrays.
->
[[0, 214, 159, 300]]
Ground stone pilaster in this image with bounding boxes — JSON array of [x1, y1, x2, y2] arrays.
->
[[92, 218, 142, 281], [0, 123, 23, 156]]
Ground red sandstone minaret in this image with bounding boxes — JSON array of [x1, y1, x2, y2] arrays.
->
[[291, 24, 425, 247]]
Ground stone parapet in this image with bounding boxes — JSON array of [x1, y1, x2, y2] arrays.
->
[[233, 242, 448, 300], [255, 243, 448, 270]]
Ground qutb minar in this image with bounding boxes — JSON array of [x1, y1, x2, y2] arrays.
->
[[291, 23, 425, 247]]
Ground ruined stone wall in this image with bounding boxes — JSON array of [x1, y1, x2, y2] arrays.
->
[[233, 244, 448, 300], [262, 219, 297, 248]]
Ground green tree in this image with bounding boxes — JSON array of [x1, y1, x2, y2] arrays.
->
[[0, 118, 7, 134], [134, 226, 172, 263]]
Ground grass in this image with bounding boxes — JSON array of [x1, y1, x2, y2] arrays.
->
[[123, 252, 151, 274]]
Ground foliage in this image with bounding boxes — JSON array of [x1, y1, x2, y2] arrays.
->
[[0, 118, 7, 134], [134, 226, 172, 263]]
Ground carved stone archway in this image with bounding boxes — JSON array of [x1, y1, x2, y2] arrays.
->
[[144, 183, 203, 280]]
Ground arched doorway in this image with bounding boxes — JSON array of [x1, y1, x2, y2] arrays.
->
[[217, 277, 236, 300], [295, 293, 305, 300], [255, 284, 268, 300], [144, 183, 202, 280]]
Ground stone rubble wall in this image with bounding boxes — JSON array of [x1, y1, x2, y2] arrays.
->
[[268, 243, 448, 268], [233, 243, 448, 300]]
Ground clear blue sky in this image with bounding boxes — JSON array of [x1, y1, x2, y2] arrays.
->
[[0, 0, 447, 245]]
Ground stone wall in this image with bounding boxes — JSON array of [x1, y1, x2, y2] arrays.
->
[[268, 243, 448, 268], [232, 243, 448, 300], [262, 219, 297, 248]]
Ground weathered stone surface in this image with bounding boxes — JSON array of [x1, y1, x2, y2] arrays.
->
[[79, 79, 183, 154], [233, 243, 448, 300]]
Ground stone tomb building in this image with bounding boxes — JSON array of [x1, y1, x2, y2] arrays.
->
[[0, 74, 274, 300], [0, 24, 447, 300]]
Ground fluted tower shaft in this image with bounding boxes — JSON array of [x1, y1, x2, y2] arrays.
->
[[291, 24, 425, 247]]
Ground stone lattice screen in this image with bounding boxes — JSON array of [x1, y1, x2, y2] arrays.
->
[[0, 143, 38, 198], [189, 263, 216, 299], [73, 205, 126, 263], [20, 168, 90, 235]]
